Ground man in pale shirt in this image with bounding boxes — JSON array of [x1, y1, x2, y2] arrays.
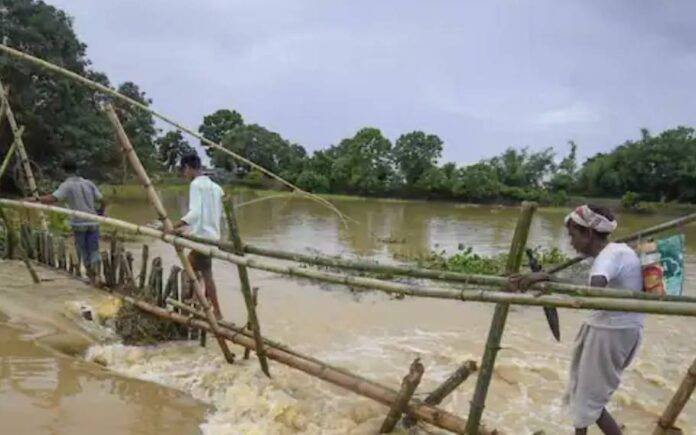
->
[[172, 153, 225, 317]]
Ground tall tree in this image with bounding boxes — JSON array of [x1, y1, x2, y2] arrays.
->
[[198, 109, 243, 170], [392, 131, 443, 186], [156, 130, 194, 172], [328, 127, 395, 194], [113, 81, 158, 170], [547, 141, 578, 193], [0, 0, 116, 183]]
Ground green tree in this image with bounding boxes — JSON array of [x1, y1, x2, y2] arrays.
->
[[487, 147, 555, 188], [198, 109, 243, 170], [327, 127, 395, 195], [452, 163, 501, 201], [0, 0, 117, 182], [113, 81, 158, 170], [392, 131, 443, 185], [547, 141, 578, 193], [156, 130, 194, 172], [221, 123, 307, 180]]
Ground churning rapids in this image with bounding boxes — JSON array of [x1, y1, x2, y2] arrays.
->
[[1, 189, 694, 434]]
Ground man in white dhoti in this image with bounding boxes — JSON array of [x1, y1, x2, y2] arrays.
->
[[513, 204, 643, 435]]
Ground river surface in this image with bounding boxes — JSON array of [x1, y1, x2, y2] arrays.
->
[[1, 188, 695, 434]]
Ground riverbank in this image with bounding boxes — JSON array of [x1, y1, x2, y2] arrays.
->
[[99, 182, 696, 217]]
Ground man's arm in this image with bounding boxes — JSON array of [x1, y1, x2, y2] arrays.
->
[[24, 194, 58, 204], [169, 183, 201, 233]]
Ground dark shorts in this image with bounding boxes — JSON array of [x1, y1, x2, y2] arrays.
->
[[190, 251, 212, 273], [73, 226, 100, 267]]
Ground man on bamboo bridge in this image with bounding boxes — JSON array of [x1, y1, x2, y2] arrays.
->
[[169, 153, 224, 318], [513, 204, 642, 435], [26, 158, 106, 283]]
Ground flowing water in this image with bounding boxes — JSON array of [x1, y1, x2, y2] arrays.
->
[[2, 188, 695, 434]]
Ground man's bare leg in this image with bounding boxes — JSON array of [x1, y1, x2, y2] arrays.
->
[[596, 408, 622, 435], [202, 270, 222, 319]]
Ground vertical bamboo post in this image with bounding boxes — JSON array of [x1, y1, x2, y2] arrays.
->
[[0, 81, 47, 230], [161, 265, 181, 307], [0, 206, 38, 282], [46, 232, 54, 267], [653, 357, 696, 435], [379, 358, 425, 433], [105, 104, 235, 363], [58, 237, 66, 270], [244, 287, 259, 360], [466, 202, 537, 434], [139, 244, 149, 289], [224, 200, 269, 376], [101, 251, 111, 286]]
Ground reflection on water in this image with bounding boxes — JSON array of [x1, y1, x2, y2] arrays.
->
[[7, 188, 696, 434]]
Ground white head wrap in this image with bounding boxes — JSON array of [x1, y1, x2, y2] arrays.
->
[[564, 205, 617, 233]]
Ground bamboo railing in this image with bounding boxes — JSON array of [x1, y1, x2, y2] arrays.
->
[[3, 199, 696, 317]]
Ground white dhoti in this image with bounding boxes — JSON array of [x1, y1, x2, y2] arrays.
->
[[565, 323, 642, 428]]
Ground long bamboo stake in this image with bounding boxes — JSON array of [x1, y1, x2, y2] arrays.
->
[[223, 199, 269, 376], [181, 234, 696, 304], [653, 357, 696, 435], [466, 202, 536, 434], [7, 199, 696, 316], [549, 211, 696, 274], [0, 44, 351, 226], [0, 81, 47, 230], [104, 104, 235, 363]]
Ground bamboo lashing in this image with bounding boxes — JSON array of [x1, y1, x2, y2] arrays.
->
[[5, 198, 696, 317], [467, 202, 537, 434], [104, 104, 235, 363], [379, 358, 425, 433], [224, 199, 269, 375], [548, 211, 696, 274], [653, 357, 696, 435], [0, 44, 352, 226], [181, 233, 696, 304], [0, 81, 47, 230]]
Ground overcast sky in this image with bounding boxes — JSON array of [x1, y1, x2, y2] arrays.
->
[[49, 0, 696, 164]]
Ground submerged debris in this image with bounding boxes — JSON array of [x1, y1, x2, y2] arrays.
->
[[113, 303, 189, 345]]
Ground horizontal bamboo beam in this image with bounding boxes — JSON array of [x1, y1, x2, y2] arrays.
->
[[3, 199, 696, 316], [181, 234, 696, 304]]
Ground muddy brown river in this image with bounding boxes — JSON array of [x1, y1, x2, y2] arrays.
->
[[1, 188, 695, 434]]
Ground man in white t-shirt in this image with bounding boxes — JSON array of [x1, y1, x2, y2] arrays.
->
[[171, 153, 225, 318], [513, 204, 642, 435]]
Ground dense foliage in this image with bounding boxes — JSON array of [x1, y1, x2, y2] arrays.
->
[[2, 1, 695, 206]]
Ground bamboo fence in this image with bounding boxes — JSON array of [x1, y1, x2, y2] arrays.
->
[[4, 198, 696, 317], [181, 233, 696, 304]]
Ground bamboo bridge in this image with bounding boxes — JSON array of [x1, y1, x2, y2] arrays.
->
[[0, 44, 695, 434]]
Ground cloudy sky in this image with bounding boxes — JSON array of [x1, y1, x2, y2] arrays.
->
[[50, 0, 696, 164]]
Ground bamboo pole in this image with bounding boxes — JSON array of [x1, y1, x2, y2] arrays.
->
[[162, 266, 181, 307], [0, 80, 47, 230], [137, 297, 487, 434], [224, 199, 269, 376], [7, 199, 696, 316], [653, 357, 696, 435], [104, 104, 235, 363], [0, 45, 351, 226], [58, 237, 66, 270], [244, 287, 259, 360], [0, 139, 17, 180], [404, 360, 478, 428], [0, 206, 38, 282], [179, 234, 696, 304], [467, 202, 537, 434], [380, 358, 425, 433], [549, 211, 696, 274], [139, 244, 149, 289]]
